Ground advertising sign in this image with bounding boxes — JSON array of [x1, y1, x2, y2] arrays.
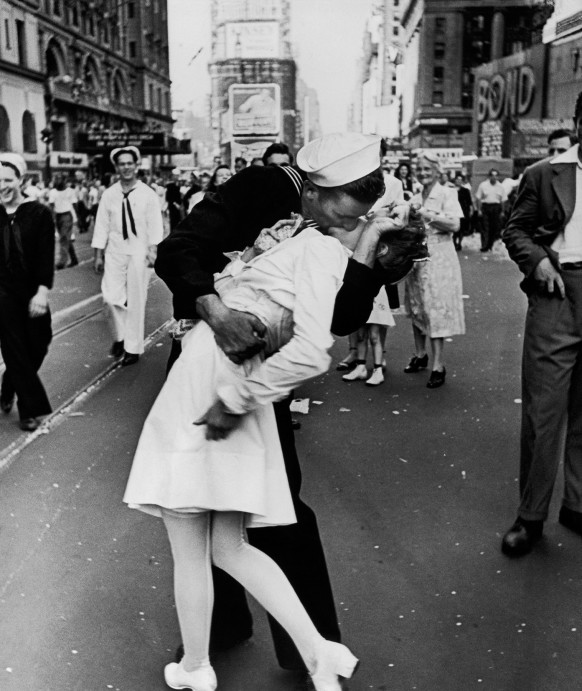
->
[[231, 137, 277, 167], [225, 21, 280, 58], [76, 131, 167, 153], [230, 84, 280, 136], [49, 152, 89, 169]]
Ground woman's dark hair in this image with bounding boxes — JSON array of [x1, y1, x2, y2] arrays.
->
[[319, 167, 385, 205], [54, 175, 66, 191], [207, 164, 232, 193], [377, 224, 429, 284], [575, 91, 582, 122]]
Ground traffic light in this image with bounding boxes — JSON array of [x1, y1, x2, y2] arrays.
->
[[40, 127, 54, 144]]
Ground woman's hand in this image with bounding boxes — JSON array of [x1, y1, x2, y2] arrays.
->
[[29, 287, 49, 318], [193, 399, 242, 440]]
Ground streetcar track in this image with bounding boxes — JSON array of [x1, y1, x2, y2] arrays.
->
[[0, 317, 173, 473]]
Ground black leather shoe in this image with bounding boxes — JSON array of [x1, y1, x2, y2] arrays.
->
[[501, 518, 543, 556], [559, 506, 582, 536], [1, 393, 15, 414], [110, 340, 124, 357], [404, 354, 428, 373], [122, 352, 140, 366], [426, 367, 446, 389], [19, 417, 40, 432]]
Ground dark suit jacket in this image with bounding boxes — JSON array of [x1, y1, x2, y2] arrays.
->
[[502, 150, 577, 294]]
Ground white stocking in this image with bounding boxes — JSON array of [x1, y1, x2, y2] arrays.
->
[[211, 511, 324, 672], [162, 510, 213, 673]]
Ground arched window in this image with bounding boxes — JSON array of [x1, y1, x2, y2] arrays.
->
[[112, 72, 126, 104], [83, 56, 100, 92], [22, 111, 37, 153], [0, 106, 11, 151], [45, 37, 66, 77]]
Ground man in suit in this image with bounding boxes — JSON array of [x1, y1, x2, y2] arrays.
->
[[156, 132, 408, 672], [501, 91, 582, 556]]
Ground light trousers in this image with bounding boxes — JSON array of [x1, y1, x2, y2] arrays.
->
[[101, 251, 151, 354]]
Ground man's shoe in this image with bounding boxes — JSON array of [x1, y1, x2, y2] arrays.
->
[[1, 393, 15, 414], [559, 506, 582, 536], [19, 417, 40, 432], [110, 340, 124, 357], [426, 367, 446, 389], [404, 354, 428, 373], [501, 518, 543, 556], [121, 352, 140, 366]]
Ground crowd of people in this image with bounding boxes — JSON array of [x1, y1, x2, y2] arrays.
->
[[2, 106, 582, 689]]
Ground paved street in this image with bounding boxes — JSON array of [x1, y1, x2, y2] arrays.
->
[[1, 239, 581, 691]]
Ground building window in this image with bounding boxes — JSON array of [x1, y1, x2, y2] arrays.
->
[[435, 17, 446, 33], [432, 90, 444, 106], [22, 111, 37, 153], [129, 41, 136, 58], [433, 65, 444, 84], [15, 19, 26, 65], [53, 0, 62, 16], [393, 25, 399, 36], [394, 0, 399, 5], [88, 14, 95, 36], [72, 6, 79, 25], [473, 15, 485, 31], [0, 106, 11, 151], [149, 84, 154, 109], [157, 87, 162, 112], [4, 19, 10, 50], [391, 85, 397, 96], [127, 2, 135, 19], [434, 41, 445, 60], [165, 91, 171, 115]]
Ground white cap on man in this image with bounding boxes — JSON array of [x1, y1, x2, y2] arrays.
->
[[0, 152, 27, 178], [297, 133, 381, 187], [110, 146, 141, 165]]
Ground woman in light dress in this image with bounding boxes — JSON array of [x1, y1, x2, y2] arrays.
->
[[123, 210, 427, 691], [403, 152, 465, 388]]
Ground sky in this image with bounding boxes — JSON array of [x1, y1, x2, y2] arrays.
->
[[168, 0, 376, 133]]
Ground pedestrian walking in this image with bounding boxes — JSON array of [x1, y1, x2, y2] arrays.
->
[[403, 152, 465, 388], [501, 92, 582, 556], [92, 146, 163, 366], [124, 202, 426, 690], [453, 173, 473, 251], [47, 176, 78, 270], [0, 153, 54, 432], [154, 133, 410, 675], [475, 168, 508, 252], [166, 172, 184, 231]]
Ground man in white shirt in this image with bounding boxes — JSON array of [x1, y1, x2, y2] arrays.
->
[[501, 91, 582, 556], [475, 168, 508, 251], [92, 146, 163, 366]]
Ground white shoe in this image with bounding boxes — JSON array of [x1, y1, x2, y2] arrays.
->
[[164, 661, 217, 691], [366, 367, 384, 386], [310, 640, 359, 691], [342, 364, 367, 381]]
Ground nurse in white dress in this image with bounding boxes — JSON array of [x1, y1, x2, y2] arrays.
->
[[124, 222, 373, 691]]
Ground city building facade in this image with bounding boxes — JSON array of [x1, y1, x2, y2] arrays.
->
[[0, 0, 178, 180], [208, 0, 301, 164], [398, 0, 551, 168]]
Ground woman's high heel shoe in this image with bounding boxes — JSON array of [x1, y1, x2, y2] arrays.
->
[[164, 661, 217, 691], [310, 640, 359, 691]]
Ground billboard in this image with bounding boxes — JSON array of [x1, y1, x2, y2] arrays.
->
[[229, 84, 281, 136], [225, 21, 280, 58]]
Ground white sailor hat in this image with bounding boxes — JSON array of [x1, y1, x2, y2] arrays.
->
[[297, 133, 382, 187], [110, 146, 141, 165], [0, 152, 27, 177]]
